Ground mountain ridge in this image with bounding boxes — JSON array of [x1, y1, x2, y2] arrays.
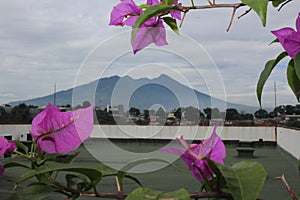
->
[[9, 74, 262, 113]]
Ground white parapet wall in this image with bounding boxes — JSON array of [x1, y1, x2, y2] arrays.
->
[[277, 127, 300, 159], [0, 124, 276, 141], [0, 124, 31, 140], [91, 125, 276, 141]]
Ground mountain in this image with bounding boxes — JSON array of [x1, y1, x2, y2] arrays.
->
[[9, 74, 260, 113]]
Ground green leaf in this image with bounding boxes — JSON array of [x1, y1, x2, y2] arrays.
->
[[37, 152, 80, 166], [241, 0, 268, 26], [120, 158, 172, 172], [158, 189, 191, 199], [272, 0, 288, 7], [16, 163, 102, 187], [54, 152, 80, 164], [162, 0, 178, 5], [269, 38, 279, 45], [287, 59, 300, 101], [256, 52, 288, 107], [125, 174, 143, 187], [293, 52, 300, 80], [8, 183, 56, 200], [65, 173, 89, 191], [208, 160, 266, 200], [125, 187, 191, 200], [98, 159, 169, 192], [97, 165, 118, 177], [132, 4, 172, 41], [163, 17, 179, 34], [138, 4, 150, 9], [14, 140, 29, 155], [3, 161, 30, 169]]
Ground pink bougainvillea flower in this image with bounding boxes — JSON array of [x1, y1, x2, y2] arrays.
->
[[271, 12, 300, 58], [160, 126, 226, 181], [0, 137, 16, 157], [30, 104, 94, 154], [110, 0, 182, 53]]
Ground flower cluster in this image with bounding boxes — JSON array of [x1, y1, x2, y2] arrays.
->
[[0, 137, 16, 175], [160, 126, 226, 181], [272, 12, 300, 58], [109, 0, 181, 54]]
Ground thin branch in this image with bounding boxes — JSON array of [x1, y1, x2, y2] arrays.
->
[[115, 176, 121, 193], [276, 175, 299, 200], [227, 7, 237, 32], [182, 3, 245, 12], [238, 8, 252, 19], [278, 0, 292, 11], [179, 11, 187, 28], [80, 191, 265, 199], [47, 176, 78, 196]]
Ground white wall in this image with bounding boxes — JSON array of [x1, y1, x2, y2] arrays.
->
[[0, 124, 31, 140], [91, 125, 276, 141], [277, 127, 300, 159], [0, 124, 276, 141]]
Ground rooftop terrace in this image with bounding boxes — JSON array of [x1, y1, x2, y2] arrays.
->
[[0, 140, 299, 199]]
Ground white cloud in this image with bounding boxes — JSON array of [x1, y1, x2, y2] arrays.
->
[[0, 0, 299, 109]]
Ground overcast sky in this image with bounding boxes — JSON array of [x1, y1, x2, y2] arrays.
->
[[1, 0, 300, 109]]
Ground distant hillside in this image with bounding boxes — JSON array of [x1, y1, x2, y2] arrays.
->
[[10, 74, 261, 113]]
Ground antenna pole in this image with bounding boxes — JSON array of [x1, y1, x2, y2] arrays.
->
[[54, 83, 56, 106], [274, 80, 277, 108], [274, 80, 277, 144]]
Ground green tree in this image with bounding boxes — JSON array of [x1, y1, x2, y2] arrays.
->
[[95, 109, 116, 125], [0, 107, 9, 122], [173, 108, 181, 119], [285, 105, 295, 115], [254, 109, 269, 119], [274, 105, 286, 115], [144, 110, 149, 120], [129, 107, 140, 116], [225, 108, 240, 120], [203, 107, 212, 119]]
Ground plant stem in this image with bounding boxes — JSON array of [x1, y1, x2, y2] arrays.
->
[[14, 150, 31, 159], [80, 191, 268, 199], [276, 175, 299, 200]]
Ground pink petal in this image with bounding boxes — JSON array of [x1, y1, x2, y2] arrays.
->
[[170, 1, 182, 20], [7, 142, 16, 152], [296, 12, 300, 32], [147, 0, 160, 6], [159, 147, 185, 156], [271, 27, 295, 45], [31, 104, 94, 154], [131, 20, 167, 54], [198, 126, 226, 164], [0, 137, 10, 157], [171, 10, 181, 20], [109, 0, 141, 26], [284, 32, 300, 58], [124, 16, 139, 27]]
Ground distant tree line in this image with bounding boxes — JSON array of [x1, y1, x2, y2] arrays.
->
[[1, 103, 300, 128], [0, 103, 38, 123]]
